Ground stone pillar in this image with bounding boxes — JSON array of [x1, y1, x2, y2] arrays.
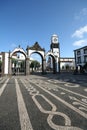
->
[[8, 51, 12, 75], [1, 52, 5, 76], [58, 57, 60, 73], [42, 58, 46, 74], [54, 57, 60, 73], [53, 58, 56, 74], [56, 57, 59, 72], [26, 57, 30, 75]]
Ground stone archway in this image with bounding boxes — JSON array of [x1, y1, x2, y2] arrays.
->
[[26, 42, 46, 74], [45, 51, 56, 73], [8, 40, 59, 75], [8, 46, 29, 75]]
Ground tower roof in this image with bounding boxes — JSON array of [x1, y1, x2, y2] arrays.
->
[[52, 34, 58, 37]]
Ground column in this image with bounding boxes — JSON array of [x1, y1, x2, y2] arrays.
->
[[26, 57, 30, 75], [1, 52, 5, 76], [56, 57, 59, 72], [53, 58, 56, 74], [42, 58, 46, 74], [8, 51, 12, 75]]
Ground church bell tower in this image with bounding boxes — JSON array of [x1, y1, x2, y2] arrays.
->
[[50, 34, 60, 72], [50, 34, 59, 57]]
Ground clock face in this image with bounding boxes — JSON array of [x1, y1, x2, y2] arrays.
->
[[54, 37, 58, 42], [52, 37, 58, 43]]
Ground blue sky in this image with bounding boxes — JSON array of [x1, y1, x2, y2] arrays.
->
[[0, 0, 87, 60]]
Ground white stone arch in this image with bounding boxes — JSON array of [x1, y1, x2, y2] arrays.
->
[[45, 51, 56, 59], [26, 42, 46, 74], [29, 50, 45, 73], [8, 47, 30, 75], [45, 51, 57, 73], [28, 50, 44, 59], [10, 47, 27, 57], [28, 50, 45, 74]]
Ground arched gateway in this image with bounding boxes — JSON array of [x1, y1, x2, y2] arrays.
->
[[26, 42, 46, 74], [8, 46, 30, 75], [8, 34, 60, 75]]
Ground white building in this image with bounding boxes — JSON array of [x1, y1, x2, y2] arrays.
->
[[74, 46, 87, 68], [0, 52, 9, 75], [47, 56, 75, 71], [0, 53, 2, 61], [60, 57, 75, 71]]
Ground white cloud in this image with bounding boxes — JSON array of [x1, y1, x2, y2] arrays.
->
[[73, 39, 87, 46], [72, 25, 87, 38], [81, 8, 87, 15], [74, 8, 87, 20]]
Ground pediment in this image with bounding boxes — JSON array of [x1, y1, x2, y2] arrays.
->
[[28, 42, 45, 51]]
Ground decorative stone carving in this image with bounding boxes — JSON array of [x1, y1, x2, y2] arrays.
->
[[27, 42, 45, 51]]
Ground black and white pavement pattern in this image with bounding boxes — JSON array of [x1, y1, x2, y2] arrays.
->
[[0, 73, 87, 130]]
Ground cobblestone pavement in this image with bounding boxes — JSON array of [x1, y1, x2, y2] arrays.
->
[[0, 73, 87, 130]]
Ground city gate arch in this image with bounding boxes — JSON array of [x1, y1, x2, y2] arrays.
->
[[26, 42, 46, 74], [45, 51, 56, 73], [8, 46, 29, 75]]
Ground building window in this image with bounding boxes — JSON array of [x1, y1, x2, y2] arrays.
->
[[84, 56, 87, 62], [77, 57, 81, 63], [77, 50, 80, 55], [84, 49, 87, 54]]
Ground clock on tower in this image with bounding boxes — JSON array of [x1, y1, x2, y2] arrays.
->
[[51, 34, 58, 43], [50, 34, 59, 56]]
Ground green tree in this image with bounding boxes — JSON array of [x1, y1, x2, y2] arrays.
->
[[30, 61, 34, 72], [30, 60, 40, 72], [11, 58, 17, 67], [65, 64, 70, 70]]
